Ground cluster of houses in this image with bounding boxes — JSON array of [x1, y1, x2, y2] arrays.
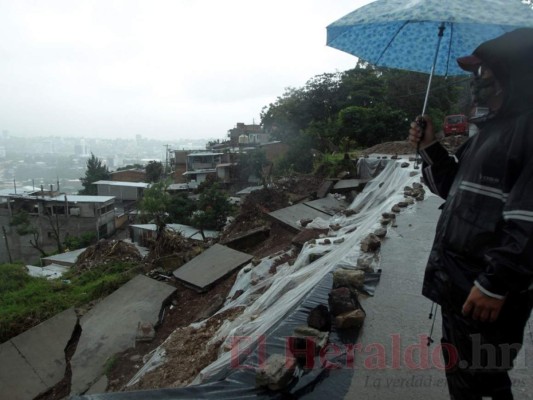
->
[[0, 123, 289, 264]]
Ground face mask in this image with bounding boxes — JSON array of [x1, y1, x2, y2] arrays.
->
[[470, 65, 498, 107]]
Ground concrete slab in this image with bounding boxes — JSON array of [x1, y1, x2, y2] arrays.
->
[[333, 178, 370, 191], [268, 203, 331, 232], [0, 341, 47, 400], [42, 248, 86, 267], [304, 195, 349, 216], [26, 263, 69, 279], [70, 275, 176, 395], [316, 180, 336, 198], [173, 244, 253, 292], [0, 308, 78, 400]]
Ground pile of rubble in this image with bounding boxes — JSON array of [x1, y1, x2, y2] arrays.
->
[[75, 240, 143, 271], [144, 230, 207, 268], [129, 306, 245, 390]]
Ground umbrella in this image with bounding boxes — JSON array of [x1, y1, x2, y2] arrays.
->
[[326, 0, 533, 160]]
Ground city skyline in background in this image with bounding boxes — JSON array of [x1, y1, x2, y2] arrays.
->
[[0, 0, 371, 141]]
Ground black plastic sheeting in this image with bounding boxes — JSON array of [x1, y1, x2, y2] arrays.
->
[[72, 269, 382, 400]]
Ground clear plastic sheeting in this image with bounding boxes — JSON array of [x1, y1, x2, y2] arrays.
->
[[73, 159, 427, 400]]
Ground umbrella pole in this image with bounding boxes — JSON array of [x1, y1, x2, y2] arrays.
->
[[415, 23, 446, 169]]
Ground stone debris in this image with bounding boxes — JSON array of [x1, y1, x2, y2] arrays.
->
[[391, 204, 401, 213], [291, 325, 330, 355], [400, 162, 410, 168], [292, 228, 329, 248], [307, 305, 331, 332], [75, 239, 143, 271], [373, 228, 387, 239], [360, 233, 381, 253], [335, 308, 366, 329], [343, 209, 358, 216], [136, 322, 156, 343], [332, 268, 365, 290], [356, 256, 376, 272], [328, 287, 359, 316], [255, 354, 297, 390]]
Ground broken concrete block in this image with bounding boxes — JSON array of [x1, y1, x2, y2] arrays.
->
[[356, 256, 375, 272], [136, 322, 156, 343], [328, 287, 359, 316], [322, 239, 331, 245], [291, 325, 330, 354], [333, 237, 345, 244], [412, 182, 423, 189], [410, 171, 419, 177], [335, 308, 366, 329], [329, 223, 342, 231], [400, 162, 410, 168], [360, 233, 381, 253], [333, 268, 365, 290], [344, 209, 358, 216], [405, 198, 415, 205], [397, 201, 408, 208], [256, 354, 297, 390], [300, 218, 313, 228], [373, 228, 387, 239], [380, 218, 392, 226], [307, 305, 331, 332], [391, 204, 401, 213], [382, 212, 396, 220]]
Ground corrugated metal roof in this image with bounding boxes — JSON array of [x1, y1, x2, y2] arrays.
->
[[94, 180, 150, 188], [50, 195, 115, 203]]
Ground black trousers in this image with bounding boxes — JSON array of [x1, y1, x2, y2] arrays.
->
[[440, 293, 532, 400]]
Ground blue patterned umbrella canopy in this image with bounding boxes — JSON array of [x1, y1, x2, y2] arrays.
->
[[327, 0, 533, 77]]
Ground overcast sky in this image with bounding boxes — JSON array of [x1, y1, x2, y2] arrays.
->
[[0, 0, 373, 142]]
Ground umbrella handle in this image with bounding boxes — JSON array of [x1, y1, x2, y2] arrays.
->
[[415, 118, 427, 168]]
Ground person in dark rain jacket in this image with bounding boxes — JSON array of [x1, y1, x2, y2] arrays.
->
[[409, 28, 533, 400]]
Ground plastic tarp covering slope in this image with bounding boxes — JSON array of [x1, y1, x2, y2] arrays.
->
[[73, 159, 424, 400]]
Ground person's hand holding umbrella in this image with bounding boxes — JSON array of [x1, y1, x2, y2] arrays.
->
[[408, 115, 435, 150]]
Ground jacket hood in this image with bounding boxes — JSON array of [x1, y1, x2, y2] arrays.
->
[[468, 28, 533, 118]]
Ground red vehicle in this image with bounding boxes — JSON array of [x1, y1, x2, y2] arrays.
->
[[443, 114, 469, 136]]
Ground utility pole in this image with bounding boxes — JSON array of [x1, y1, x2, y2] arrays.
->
[[163, 144, 171, 178], [2, 226, 13, 263]]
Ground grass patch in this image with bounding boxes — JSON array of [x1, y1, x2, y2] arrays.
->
[[0, 262, 140, 343]]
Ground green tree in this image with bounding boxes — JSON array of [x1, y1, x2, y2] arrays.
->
[[79, 154, 110, 195], [116, 163, 144, 171], [338, 104, 409, 148], [138, 181, 171, 239], [167, 193, 196, 225], [145, 161, 164, 183], [190, 182, 233, 233]]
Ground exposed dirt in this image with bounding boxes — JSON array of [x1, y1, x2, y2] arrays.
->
[[361, 135, 468, 156], [127, 306, 245, 390], [106, 270, 243, 392]]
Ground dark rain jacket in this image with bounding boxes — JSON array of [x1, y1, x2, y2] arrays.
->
[[420, 29, 533, 310]]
